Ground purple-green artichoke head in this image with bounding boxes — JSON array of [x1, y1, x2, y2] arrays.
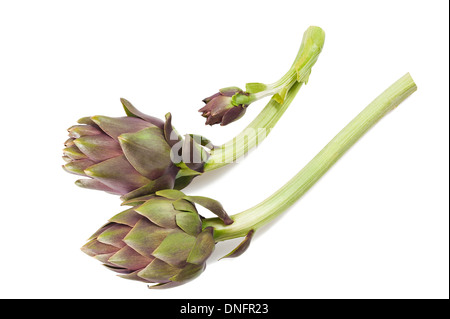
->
[[199, 87, 249, 126], [63, 99, 208, 201], [81, 189, 232, 289]]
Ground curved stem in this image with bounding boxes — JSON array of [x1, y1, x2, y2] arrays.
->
[[203, 81, 303, 171], [203, 73, 418, 241], [204, 26, 325, 171]]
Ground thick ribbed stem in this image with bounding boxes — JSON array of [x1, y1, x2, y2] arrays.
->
[[203, 73, 417, 241]]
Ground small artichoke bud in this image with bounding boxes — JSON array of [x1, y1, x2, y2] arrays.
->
[[81, 189, 231, 288], [199, 87, 249, 126], [63, 99, 209, 200]]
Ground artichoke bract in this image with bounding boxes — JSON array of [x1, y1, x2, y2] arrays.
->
[[63, 99, 206, 200], [81, 189, 231, 288]]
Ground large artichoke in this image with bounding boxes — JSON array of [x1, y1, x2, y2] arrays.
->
[[81, 189, 232, 288], [63, 99, 207, 200]]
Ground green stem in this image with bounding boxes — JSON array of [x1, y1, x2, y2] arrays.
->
[[243, 26, 325, 104], [203, 81, 303, 171], [203, 73, 417, 241], [204, 26, 325, 171], [249, 68, 297, 101]]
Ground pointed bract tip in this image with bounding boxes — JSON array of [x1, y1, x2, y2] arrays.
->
[[219, 229, 255, 260]]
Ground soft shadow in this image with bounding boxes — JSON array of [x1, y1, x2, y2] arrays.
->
[[205, 185, 319, 269], [207, 237, 246, 265], [183, 162, 239, 193], [183, 142, 261, 193]]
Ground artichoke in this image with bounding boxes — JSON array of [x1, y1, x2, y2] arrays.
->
[[199, 87, 249, 126], [63, 99, 207, 200], [81, 189, 232, 288]]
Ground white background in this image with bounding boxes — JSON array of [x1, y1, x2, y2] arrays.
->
[[0, 0, 448, 299]]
